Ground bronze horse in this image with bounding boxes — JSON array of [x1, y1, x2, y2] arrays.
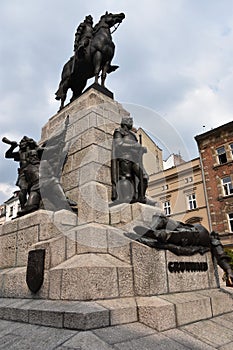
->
[[55, 12, 125, 110]]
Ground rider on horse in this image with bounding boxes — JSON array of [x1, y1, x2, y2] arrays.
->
[[74, 15, 93, 58]]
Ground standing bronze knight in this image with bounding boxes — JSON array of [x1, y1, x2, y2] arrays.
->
[[111, 117, 149, 204]]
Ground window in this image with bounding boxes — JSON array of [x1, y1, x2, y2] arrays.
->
[[222, 176, 233, 196], [228, 213, 233, 232], [187, 193, 197, 210], [230, 143, 233, 157], [217, 146, 227, 164], [9, 206, 13, 217], [164, 201, 171, 216], [0, 207, 5, 217]]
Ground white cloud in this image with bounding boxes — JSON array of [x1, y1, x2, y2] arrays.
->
[[0, 183, 17, 204]]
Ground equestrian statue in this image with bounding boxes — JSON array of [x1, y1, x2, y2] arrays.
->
[[55, 12, 125, 110]]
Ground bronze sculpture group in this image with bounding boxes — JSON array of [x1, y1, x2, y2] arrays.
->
[[2, 12, 233, 288], [131, 213, 233, 285], [2, 117, 75, 216]]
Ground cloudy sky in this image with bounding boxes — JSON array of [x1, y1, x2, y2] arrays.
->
[[0, 0, 233, 203]]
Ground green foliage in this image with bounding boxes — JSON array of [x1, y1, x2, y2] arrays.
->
[[224, 248, 233, 270]]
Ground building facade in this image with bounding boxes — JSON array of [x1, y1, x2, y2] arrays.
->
[[195, 121, 233, 245], [148, 157, 210, 230], [0, 204, 6, 226], [4, 191, 20, 221], [137, 127, 163, 176]]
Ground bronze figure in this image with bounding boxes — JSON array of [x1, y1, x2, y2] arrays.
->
[[55, 12, 125, 110], [131, 213, 233, 286], [111, 117, 149, 204]]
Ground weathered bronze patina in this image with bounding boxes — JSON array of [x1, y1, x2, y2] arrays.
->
[[55, 12, 125, 110]]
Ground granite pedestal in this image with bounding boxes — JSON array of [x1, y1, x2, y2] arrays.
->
[[0, 87, 231, 332]]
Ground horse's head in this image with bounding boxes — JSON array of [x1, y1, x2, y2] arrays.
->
[[102, 12, 125, 28]]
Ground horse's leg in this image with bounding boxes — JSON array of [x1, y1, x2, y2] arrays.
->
[[101, 61, 110, 87], [93, 51, 102, 84]]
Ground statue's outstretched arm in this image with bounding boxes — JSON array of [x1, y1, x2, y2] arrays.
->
[[5, 144, 20, 161]]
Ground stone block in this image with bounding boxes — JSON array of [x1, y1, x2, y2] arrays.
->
[[79, 162, 111, 186], [160, 291, 212, 326], [61, 152, 73, 173], [50, 253, 132, 301], [131, 241, 168, 296], [0, 299, 30, 323], [72, 144, 110, 171], [31, 235, 66, 270], [76, 223, 108, 254], [17, 210, 53, 230], [27, 300, 64, 328], [78, 182, 109, 225], [67, 137, 82, 155], [74, 115, 89, 136], [37, 270, 50, 299], [59, 254, 119, 300], [107, 227, 131, 264], [60, 169, 79, 191], [120, 204, 133, 224], [63, 302, 110, 330], [65, 230, 77, 259], [131, 202, 161, 225], [49, 269, 62, 300], [16, 226, 39, 266], [198, 289, 233, 316], [1, 267, 32, 298], [109, 203, 133, 229], [50, 235, 66, 268], [65, 187, 79, 205], [81, 127, 107, 149], [166, 251, 211, 293], [0, 233, 17, 268], [54, 209, 78, 226], [109, 207, 121, 225], [97, 298, 138, 326], [1, 220, 18, 234], [137, 296, 176, 331], [118, 266, 134, 297], [39, 221, 62, 242]]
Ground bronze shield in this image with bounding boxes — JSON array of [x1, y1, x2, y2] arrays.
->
[[26, 249, 45, 293]]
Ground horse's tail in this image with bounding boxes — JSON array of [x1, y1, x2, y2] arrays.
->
[[107, 65, 119, 74]]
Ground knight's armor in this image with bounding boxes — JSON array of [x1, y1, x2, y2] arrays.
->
[[74, 15, 93, 57]]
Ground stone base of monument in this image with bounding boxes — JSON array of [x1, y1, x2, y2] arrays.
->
[[0, 204, 232, 331], [0, 87, 232, 332], [0, 289, 232, 332]]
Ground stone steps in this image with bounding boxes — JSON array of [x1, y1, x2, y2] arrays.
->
[[49, 253, 134, 300], [0, 289, 232, 332]]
